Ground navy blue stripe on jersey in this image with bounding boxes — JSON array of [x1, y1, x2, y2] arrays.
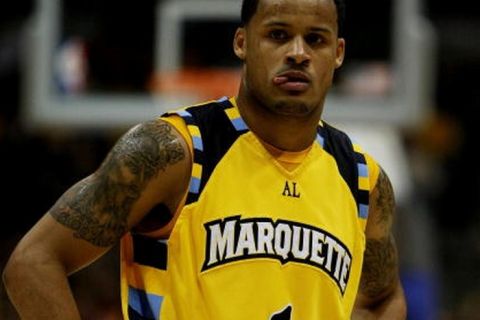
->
[[354, 150, 367, 163], [132, 234, 168, 270], [317, 122, 370, 218], [178, 100, 246, 203], [192, 148, 205, 166], [128, 307, 153, 320], [127, 286, 163, 320], [317, 123, 357, 205]]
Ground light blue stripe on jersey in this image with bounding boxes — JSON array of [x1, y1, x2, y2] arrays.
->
[[357, 163, 368, 177], [358, 204, 369, 219], [176, 110, 192, 118], [192, 136, 204, 151], [316, 133, 325, 148], [231, 117, 248, 131], [128, 286, 163, 319], [189, 177, 201, 194]]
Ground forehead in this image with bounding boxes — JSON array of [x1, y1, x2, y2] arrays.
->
[[255, 0, 337, 22]]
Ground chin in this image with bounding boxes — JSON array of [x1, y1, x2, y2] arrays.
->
[[271, 100, 312, 117]]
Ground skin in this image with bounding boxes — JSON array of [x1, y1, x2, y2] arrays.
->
[[3, 0, 406, 318], [2, 121, 192, 319], [235, 0, 345, 151]]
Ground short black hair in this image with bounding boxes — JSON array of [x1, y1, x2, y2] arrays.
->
[[240, 0, 345, 37]]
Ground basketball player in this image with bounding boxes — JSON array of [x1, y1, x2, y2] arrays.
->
[[3, 0, 406, 318]]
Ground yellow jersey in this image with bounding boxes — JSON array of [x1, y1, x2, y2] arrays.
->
[[120, 97, 379, 319]]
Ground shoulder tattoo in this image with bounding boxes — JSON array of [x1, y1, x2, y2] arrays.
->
[[49, 120, 185, 246]]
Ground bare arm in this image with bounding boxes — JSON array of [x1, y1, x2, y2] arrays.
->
[[2, 119, 190, 319], [352, 168, 407, 319]]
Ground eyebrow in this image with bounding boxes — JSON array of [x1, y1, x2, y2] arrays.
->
[[264, 20, 333, 34], [310, 26, 333, 34]]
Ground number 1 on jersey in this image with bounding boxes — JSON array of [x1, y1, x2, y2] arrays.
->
[[270, 305, 292, 320]]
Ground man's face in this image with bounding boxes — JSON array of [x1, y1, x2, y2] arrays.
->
[[235, 0, 345, 117]]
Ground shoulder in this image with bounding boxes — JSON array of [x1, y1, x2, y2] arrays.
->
[[116, 119, 192, 232], [127, 118, 188, 153], [105, 118, 191, 179], [124, 118, 185, 148]]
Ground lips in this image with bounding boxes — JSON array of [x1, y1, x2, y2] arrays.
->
[[273, 70, 311, 92]]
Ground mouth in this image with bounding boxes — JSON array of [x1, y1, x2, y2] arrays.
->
[[273, 70, 311, 92]]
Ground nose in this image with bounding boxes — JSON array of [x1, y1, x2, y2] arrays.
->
[[286, 36, 310, 66]]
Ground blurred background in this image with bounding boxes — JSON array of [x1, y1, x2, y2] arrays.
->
[[1, 0, 479, 319]]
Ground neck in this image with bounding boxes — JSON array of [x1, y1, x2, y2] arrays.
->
[[236, 87, 323, 152]]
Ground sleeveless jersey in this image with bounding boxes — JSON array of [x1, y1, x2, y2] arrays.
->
[[120, 97, 378, 319]]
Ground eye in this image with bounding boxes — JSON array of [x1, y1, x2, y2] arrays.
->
[[305, 33, 323, 46], [269, 29, 289, 41]]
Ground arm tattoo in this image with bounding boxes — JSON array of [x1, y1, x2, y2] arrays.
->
[[374, 168, 395, 228], [49, 120, 185, 247], [359, 168, 399, 299], [360, 236, 398, 299]]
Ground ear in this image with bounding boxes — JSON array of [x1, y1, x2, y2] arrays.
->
[[335, 38, 345, 68], [233, 27, 246, 60]]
